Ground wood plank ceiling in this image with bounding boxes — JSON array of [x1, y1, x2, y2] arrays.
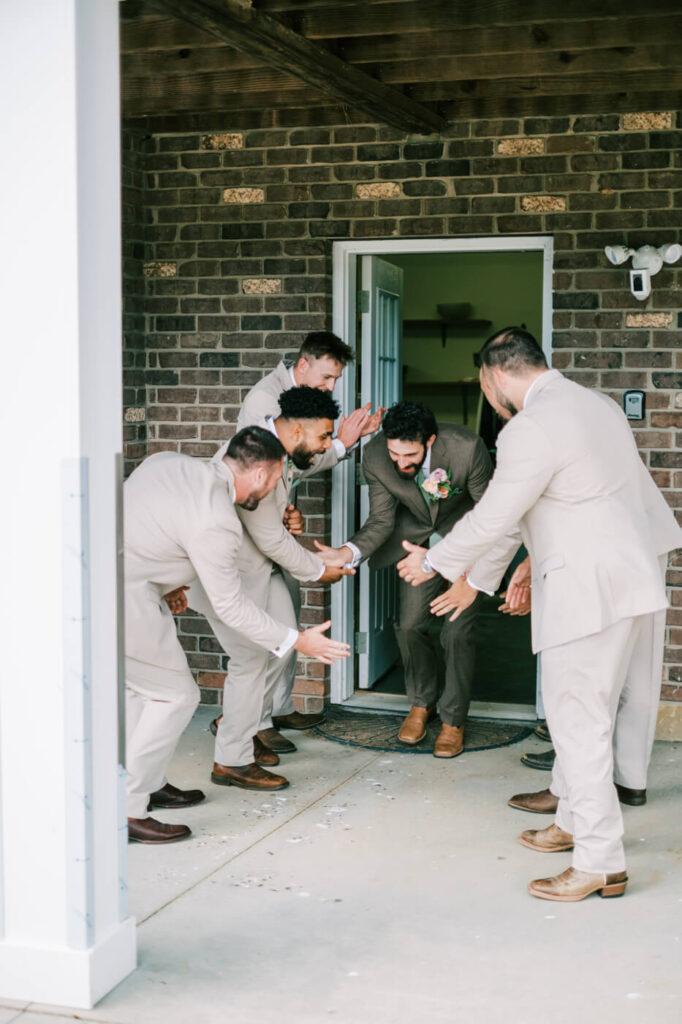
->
[[120, 0, 682, 133]]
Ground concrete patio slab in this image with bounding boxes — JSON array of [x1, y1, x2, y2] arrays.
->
[[9, 709, 681, 1024]]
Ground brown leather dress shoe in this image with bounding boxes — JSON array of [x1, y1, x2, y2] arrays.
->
[[615, 783, 647, 806], [253, 734, 280, 767], [128, 816, 191, 844], [211, 762, 289, 790], [148, 782, 205, 810], [209, 715, 222, 737], [433, 723, 464, 758], [508, 788, 559, 814], [528, 866, 628, 902], [257, 727, 297, 754], [521, 747, 556, 770], [518, 823, 574, 852], [398, 706, 435, 745], [272, 711, 325, 730]]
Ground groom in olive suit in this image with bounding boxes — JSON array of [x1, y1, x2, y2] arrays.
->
[[319, 402, 492, 756]]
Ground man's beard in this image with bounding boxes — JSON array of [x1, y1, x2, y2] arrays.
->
[[290, 443, 315, 470], [238, 495, 260, 511], [392, 452, 426, 479]]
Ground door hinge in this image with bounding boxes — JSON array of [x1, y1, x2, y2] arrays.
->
[[354, 631, 367, 654], [357, 290, 369, 314]]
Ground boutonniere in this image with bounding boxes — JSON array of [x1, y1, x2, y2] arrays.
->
[[420, 468, 462, 502]]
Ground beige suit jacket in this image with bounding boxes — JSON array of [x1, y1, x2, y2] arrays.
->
[[124, 452, 291, 674], [211, 438, 324, 582], [428, 370, 679, 653], [237, 360, 339, 474]]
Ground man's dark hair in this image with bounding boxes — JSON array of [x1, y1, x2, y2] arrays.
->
[[382, 402, 438, 446], [475, 326, 548, 372], [226, 426, 284, 468], [278, 385, 340, 422], [297, 331, 354, 366]]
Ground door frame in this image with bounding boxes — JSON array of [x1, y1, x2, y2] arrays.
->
[[329, 235, 554, 717]]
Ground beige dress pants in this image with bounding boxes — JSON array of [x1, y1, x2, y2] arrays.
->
[[549, 555, 667, 796], [186, 570, 297, 767], [125, 655, 200, 820], [543, 613, 650, 874]]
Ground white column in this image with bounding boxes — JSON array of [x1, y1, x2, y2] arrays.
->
[[0, 0, 136, 1008]]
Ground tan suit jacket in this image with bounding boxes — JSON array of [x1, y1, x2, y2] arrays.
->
[[428, 370, 679, 653], [237, 360, 339, 474], [124, 452, 291, 674], [349, 424, 493, 570]]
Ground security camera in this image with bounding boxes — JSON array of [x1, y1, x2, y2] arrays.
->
[[630, 268, 651, 301]]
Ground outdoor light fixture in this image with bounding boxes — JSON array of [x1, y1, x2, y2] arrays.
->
[[604, 242, 682, 301]]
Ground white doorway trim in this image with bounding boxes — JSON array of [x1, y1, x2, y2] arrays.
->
[[330, 235, 553, 712]]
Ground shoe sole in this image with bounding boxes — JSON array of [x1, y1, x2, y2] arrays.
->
[[528, 881, 627, 901], [517, 834, 574, 852], [521, 758, 555, 771], [128, 831, 191, 844], [272, 721, 324, 731], [398, 731, 427, 745], [433, 748, 464, 759], [148, 796, 206, 810], [507, 799, 557, 814], [211, 773, 289, 791]]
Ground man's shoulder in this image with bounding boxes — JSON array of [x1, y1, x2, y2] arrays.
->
[[240, 363, 289, 425], [437, 422, 482, 448]]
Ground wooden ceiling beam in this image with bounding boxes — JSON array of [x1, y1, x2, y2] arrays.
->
[[439, 89, 682, 121], [123, 85, 326, 116], [145, 0, 444, 133], [291, 0, 682, 40], [377, 46, 682, 85], [410, 69, 682, 102], [338, 17, 682, 64]]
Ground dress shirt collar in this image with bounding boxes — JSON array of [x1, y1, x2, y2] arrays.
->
[[288, 364, 297, 388], [421, 445, 432, 478], [522, 372, 547, 409]]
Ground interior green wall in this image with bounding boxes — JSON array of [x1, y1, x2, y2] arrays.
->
[[386, 251, 544, 425]]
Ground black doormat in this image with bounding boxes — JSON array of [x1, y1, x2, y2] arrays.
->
[[314, 706, 533, 754]]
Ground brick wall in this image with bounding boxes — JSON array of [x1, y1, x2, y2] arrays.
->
[[121, 110, 682, 708], [121, 129, 153, 475]]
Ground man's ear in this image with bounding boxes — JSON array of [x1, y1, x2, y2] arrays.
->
[[426, 434, 436, 450]]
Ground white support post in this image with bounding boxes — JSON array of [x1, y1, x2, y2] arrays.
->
[[0, 0, 136, 1007]]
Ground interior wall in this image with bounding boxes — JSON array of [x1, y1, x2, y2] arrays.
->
[[386, 250, 543, 424]]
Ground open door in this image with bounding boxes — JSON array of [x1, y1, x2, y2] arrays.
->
[[357, 256, 403, 688]]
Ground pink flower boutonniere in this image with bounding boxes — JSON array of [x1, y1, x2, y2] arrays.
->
[[420, 468, 462, 502]]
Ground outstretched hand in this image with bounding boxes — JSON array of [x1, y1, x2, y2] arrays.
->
[[294, 620, 351, 665], [397, 540, 434, 587], [313, 539, 354, 569], [430, 574, 477, 622], [336, 403, 385, 450]]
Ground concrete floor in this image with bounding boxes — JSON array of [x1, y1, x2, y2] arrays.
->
[[4, 707, 681, 1024]]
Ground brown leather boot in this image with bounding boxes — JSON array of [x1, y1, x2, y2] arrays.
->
[[508, 788, 559, 814], [211, 762, 289, 791], [253, 734, 280, 767], [518, 823, 574, 852], [433, 723, 464, 758], [398, 706, 434, 745], [528, 867, 628, 902]]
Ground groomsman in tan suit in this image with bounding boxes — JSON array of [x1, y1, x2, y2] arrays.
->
[[191, 387, 354, 788], [399, 327, 679, 902], [233, 331, 382, 743], [315, 401, 492, 756], [124, 427, 349, 845]]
